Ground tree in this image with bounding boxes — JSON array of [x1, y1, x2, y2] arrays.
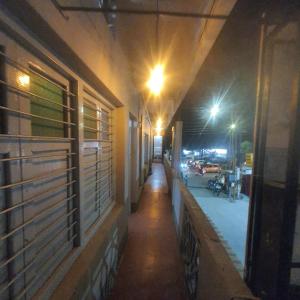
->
[[240, 140, 253, 154]]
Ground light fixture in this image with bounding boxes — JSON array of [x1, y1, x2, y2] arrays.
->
[[16, 72, 30, 88], [230, 123, 236, 130], [147, 64, 164, 96], [155, 117, 163, 136], [210, 104, 219, 118], [156, 118, 162, 129]]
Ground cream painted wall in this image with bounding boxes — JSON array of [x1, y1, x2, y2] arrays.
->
[[141, 103, 152, 168], [28, 0, 139, 116], [0, 0, 154, 209], [24, 0, 154, 207]]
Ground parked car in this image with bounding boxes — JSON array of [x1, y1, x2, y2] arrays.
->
[[203, 163, 221, 173]]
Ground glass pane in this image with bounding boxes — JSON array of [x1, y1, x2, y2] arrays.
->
[[30, 72, 65, 137], [84, 102, 97, 139]]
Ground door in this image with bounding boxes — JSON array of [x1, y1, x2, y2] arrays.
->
[[246, 17, 300, 300], [128, 115, 138, 211]]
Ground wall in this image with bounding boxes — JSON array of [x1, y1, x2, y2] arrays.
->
[[27, 0, 138, 112], [140, 102, 152, 183], [48, 204, 127, 300], [0, 1, 152, 298]]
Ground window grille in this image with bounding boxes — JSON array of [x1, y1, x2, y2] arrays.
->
[[82, 89, 114, 234], [0, 50, 77, 299], [30, 71, 66, 137]]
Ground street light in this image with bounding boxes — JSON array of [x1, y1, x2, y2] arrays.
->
[[210, 104, 220, 118], [230, 123, 236, 130]]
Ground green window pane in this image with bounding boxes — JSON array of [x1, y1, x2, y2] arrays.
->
[[30, 72, 65, 137]]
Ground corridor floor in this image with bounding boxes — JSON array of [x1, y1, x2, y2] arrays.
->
[[109, 163, 187, 300]]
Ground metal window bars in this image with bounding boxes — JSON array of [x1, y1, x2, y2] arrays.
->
[[82, 97, 114, 233], [0, 51, 78, 299]]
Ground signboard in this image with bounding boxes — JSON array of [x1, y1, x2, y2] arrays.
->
[[246, 153, 253, 166]]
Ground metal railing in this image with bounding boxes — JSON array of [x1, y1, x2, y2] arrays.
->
[[82, 97, 114, 233], [0, 51, 78, 299], [180, 207, 200, 300], [163, 157, 258, 300]]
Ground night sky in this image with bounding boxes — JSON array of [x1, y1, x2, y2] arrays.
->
[[165, 0, 264, 150]]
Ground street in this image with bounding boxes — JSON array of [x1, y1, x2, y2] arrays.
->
[[184, 172, 249, 273]]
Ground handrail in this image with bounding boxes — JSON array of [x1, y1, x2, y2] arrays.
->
[[163, 159, 259, 300]]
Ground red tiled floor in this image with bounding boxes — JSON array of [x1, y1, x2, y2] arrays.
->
[[109, 163, 187, 300]]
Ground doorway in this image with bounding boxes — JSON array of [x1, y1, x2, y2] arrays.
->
[[128, 114, 138, 212], [153, 135, 163, 162]]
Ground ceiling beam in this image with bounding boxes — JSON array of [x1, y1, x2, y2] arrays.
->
[[58, 6, 229, 20]]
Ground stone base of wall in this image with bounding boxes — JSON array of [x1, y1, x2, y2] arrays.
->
[[50, 204, 128, 300], [131, 185, 143, 213]]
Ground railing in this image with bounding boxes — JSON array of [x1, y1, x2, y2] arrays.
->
[[163, 156, 259, 300], [180, 207, 200, 299]]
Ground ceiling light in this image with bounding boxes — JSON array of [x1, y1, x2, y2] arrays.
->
[[147, 64, 164, 96]]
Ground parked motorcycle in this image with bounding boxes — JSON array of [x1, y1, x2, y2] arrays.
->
[[207, 175, 225, 196], [207, 177, 216, 190], [213, 180, 223, 196]]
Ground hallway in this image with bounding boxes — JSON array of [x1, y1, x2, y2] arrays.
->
[[109, 163, 187, 300]]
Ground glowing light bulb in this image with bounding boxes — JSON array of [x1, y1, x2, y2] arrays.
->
[[210, 104, 219, 118], [156, 118, 162, 129], [147, 64, 164, 96], [17, 72, 30, 88], [230, 123, 236, 130]]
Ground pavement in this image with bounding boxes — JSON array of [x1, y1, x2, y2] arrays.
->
[[184, 171, 249, 274]]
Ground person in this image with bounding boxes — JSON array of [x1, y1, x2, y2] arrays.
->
[[219, 173, 225, 185], [229, 181, 236, 201], [184, 173, 188, 186], [199, 165, 204, 176]]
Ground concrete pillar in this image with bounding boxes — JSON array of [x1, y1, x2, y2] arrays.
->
[[172, 121, 183, 174]]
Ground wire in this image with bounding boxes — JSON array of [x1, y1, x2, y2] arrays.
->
[[156, 0, 159, 55]]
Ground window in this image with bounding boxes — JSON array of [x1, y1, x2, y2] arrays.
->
[[82, 90, 114, 233], [144, 133, 149, 164], [0, 51, 77, 298], [0, 46, 114, 299], [83, 101, 97, 139], [30, 69, 66, 137]]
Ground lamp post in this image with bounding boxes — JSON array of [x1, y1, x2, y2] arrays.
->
[[229, 123, 237, 169]]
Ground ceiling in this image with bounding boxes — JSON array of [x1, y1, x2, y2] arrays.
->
[[167, 0, 262, 149], [58, 0, 237, 127], [115, 0, 237, 128]]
